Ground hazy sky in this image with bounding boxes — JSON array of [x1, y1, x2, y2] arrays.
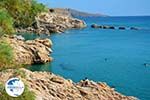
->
[[38, 0, 150, 16]]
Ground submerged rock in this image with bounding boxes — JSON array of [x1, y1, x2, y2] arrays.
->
[[130, 27, 139, 30], [0, 68, 137, 100], [3, 35, 53, 65]]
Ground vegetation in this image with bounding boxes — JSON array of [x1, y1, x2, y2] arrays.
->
[[0, 82, 35, 100], [0, 0, 47, 35], [0, 0, 47, 70], [0, 9, 15, 36], [0, 39, 15, 70]]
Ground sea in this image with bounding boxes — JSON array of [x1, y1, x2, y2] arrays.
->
[[24, 16, 150, 100]]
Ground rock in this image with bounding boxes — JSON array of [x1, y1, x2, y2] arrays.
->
[[91, 24, 115, 29], [0, 68, 137, 100], [91, 24, 102, 28], [144, 63, 150, 67], [16, 12, 86, 34], [119, 27, 126, 30], [109, 26, 115, 29], [3, 35, 53, 65], [130, 27, 139, 30], [103, 26, 109, 29], [103, 25, 115, 29]]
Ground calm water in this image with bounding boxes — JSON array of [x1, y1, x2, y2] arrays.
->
[[26, 16, 150, 100]]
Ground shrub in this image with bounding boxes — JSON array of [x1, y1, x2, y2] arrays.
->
[[0, 9, 14, 36], [0, 39, 15, 70], [0, 0, 48, 28]]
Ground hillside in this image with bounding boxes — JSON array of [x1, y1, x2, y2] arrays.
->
[[50, 8, 107, 17]]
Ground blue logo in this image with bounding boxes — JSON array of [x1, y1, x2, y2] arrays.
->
[[5, 78, 25, 97]]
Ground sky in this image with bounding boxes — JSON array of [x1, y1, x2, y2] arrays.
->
[[38, 0, 150, 16]]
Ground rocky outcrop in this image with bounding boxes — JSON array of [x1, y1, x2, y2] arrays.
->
[[91, 24, 115, 29], [16, 12, 86, 35], [3, 35, 53, 65], [0, 68, 137, 100]]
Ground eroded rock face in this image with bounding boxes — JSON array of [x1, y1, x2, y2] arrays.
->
[[3, 35, 53, 65], [0, 68, 137, 100], [16, 12, 86, 34]]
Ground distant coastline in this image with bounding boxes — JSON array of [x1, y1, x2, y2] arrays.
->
[[50, 8, 108, 17]]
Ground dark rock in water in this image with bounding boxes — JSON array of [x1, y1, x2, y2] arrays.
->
[[109, 26, 115, 29], [119, 27, 126, 30], [144, 63, 150, 67], [130, 27, 139, 30], [91, 24, 115, 29], [91, 24, 102, 28], [103, 26, 109, 29], [103, 26, 115, 29]]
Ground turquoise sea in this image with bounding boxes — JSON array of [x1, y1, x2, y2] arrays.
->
[[25, 16, 150, 100]]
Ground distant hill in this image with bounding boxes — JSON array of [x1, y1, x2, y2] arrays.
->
[[49, 8, 107, 17]]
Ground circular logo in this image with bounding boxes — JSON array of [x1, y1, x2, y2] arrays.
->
[[5, 78, 25, 97]]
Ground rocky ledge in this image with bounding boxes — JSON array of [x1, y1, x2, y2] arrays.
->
[[0, 68, 137, 100], [3, 35, 53, 65], [16, 12, 86, 35]]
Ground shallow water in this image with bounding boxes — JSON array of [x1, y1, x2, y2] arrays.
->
[[26, 16, 150, 100]]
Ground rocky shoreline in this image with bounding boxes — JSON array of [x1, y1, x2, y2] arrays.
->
[[0, 10, 138, 99], [16, 12, 86, 35], [3, 35, 53, 65], [0, 68, 137, 100]]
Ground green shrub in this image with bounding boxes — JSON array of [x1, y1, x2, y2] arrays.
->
[[0, 40, 15, 70], [0, 0, 48, 28], [0, 9, 15, 36]]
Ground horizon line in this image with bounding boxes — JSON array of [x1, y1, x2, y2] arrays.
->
[[49, 7, 150, 17]]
